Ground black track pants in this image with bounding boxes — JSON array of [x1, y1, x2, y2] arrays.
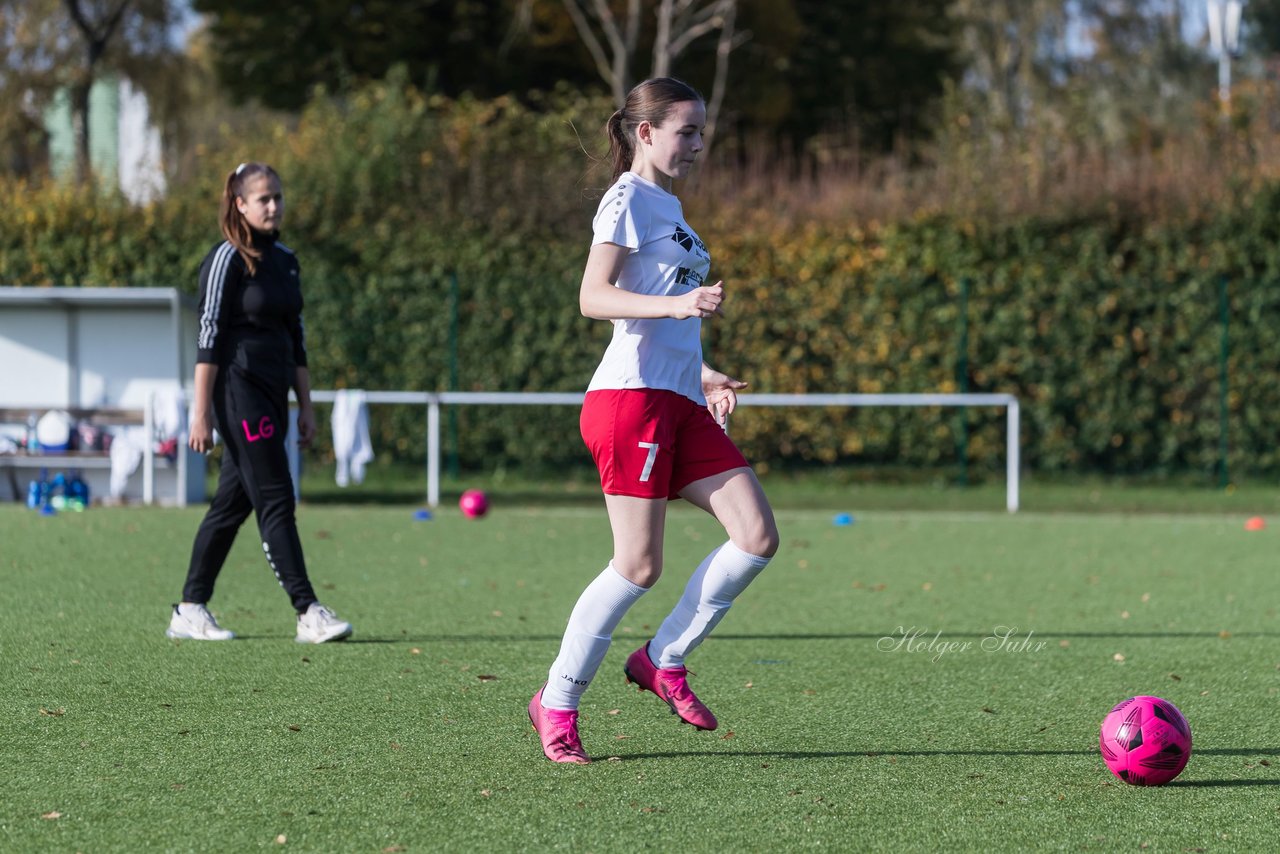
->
[[181, 368, 316, 612]]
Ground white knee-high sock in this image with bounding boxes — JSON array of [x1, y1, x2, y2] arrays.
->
[[650, 541, 771, 669], [541, 563, 649, 710]]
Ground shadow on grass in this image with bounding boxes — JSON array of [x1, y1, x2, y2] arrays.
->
[[717, 631, 1280, 640], [603, 746, 1280, 765], [1168, 779, 1280, 787], [230, 627, 1280, 647], [320, 630, 1280, 644]]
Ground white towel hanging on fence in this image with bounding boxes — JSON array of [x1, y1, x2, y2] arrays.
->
[[331, 389, 374, 487]]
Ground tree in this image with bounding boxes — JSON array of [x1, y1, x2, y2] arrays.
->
[[193, 0, 571, 110], [65, 0, 132, 184], [0, 0, 179, 181], [511, 0, 744, 148], [769, 0, 957, 150], [948, 0, 1204, 140], [0, 0, 66, 173]]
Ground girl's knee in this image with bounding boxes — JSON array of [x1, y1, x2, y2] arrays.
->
[[612, 556, 663, 588], [737, 520, 780, 559]]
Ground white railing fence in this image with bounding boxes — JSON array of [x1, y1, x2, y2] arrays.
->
[[289, 391, 1021, 512]]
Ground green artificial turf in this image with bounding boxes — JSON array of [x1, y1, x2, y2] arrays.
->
[[1, 497, 1277, 852]]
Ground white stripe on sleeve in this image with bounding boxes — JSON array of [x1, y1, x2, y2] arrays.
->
[[199, 242, 236, 351]]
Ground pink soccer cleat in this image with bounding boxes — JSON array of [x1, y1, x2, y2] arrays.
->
[[528, 686, 590, 764], [624, 643, 718, 731]]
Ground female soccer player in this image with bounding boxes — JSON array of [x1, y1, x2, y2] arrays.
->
[[529, 78, 780, 763], [166, 162, 352, 644]]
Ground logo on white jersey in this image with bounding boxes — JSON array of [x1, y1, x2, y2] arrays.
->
[[671, 225, 708, 256]]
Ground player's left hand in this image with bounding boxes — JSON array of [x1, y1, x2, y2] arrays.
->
[[297, 406, 318, 448], [702, 367, 747, 426]]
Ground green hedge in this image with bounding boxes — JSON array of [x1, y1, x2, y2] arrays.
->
[[3, 77, 1278, 478]]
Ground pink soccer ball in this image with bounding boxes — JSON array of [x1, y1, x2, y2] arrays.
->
[[1099, 695, 1192, 786], [459, 489, 488, 519]]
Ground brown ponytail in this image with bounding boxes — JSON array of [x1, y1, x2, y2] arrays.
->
[[606, 78, 704, 183], [219, 161, 280, 275]]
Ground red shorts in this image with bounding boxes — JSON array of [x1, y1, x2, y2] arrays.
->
[[580, 388, 750, 499]]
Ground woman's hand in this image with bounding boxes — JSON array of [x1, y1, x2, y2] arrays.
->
[[702, 363, 747, 425], [296, 405, 317, 448], [673, 281, 724, 320], [188, 363, 219, 453], [188, 408, 214, 453]]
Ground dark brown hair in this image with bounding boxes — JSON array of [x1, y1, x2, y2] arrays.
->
[[219, 161, 281, 275], [606, 77, 704, 183]]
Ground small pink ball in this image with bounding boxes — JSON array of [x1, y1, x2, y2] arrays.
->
[[459, 489, 488, 519]]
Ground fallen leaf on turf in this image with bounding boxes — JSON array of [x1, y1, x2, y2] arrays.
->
[[476, 674, 498, 681], [410, 648, 421, 655], [275, 834, 286, 844], [721, 731, 735, 739], [287, 725, 301, 732], [390, 741, 402, 750], [480, 789, 491, 797], [1113, 653, 1125, 662], [41, 811, 61, 820], [1219, 630, 1232, 639], [615, 734, 629, 740], [300, 657, 310, 663], [39, 707, 65, 717], [1120, 611, 1130, 619], [491, 610, 503, 618], [745, 681, 754, 689], [1261, 760, 1271, 767], [171, 783, 185, 790], [383, 847, 407, 853], [1059, 640, 1070, 648], [1200, 690, 1210, 696], [982, 706, 996, 714], [315, 531, 331, 539], [608, 709, 621, 715], [607, 756, 622, 761], [1169, 673, 1181, 681]]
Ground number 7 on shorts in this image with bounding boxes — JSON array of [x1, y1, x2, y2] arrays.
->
[[637, 441, 659, 482]]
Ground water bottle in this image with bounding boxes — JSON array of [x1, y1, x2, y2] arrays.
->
[[37, 468, 50, 508], [26, 414, 39, 452], [26, 479, 40, 509], [68, 470, 89, 511], [50, 472, 67, 510]]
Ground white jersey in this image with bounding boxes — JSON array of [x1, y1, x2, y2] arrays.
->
[[585, 171, 712, 404]]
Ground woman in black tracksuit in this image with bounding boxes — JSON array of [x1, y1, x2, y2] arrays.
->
[[165, 162, 352, 644]]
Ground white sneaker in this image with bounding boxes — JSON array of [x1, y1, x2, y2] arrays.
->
[[166, 603, 235, 641], [295, 603, 352, 644]]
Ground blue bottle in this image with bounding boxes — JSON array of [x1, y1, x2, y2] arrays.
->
[[50, 472, 67, 510], [68, 470, 89, 510]]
